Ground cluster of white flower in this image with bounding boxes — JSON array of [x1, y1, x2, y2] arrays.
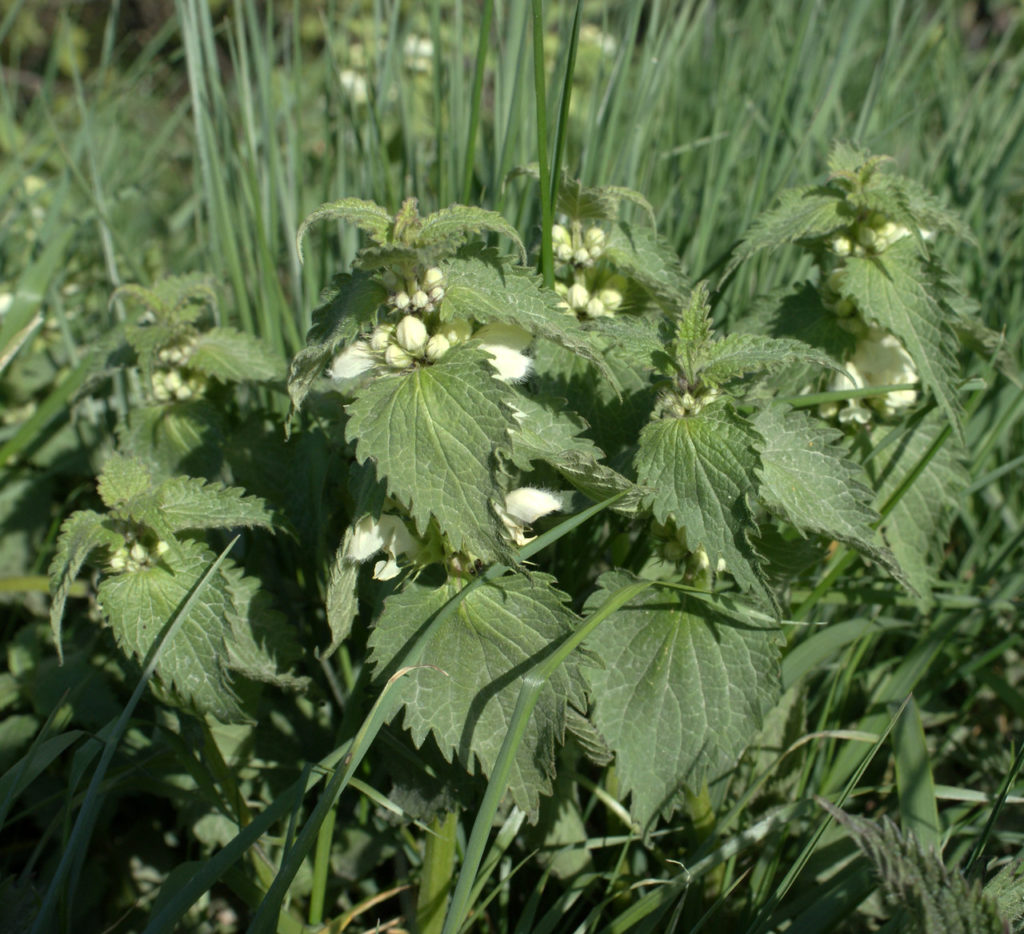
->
[[109, 539, 169, 573], [657, 522, 726, 575], [331, 315, 533, 383], [550, 222, 627, 320], [403, 34, 434, 73], [382, 266, 446, 315], [152, 368, 207, 403], [343, 487, 564, 581], [820, 327, 919, 425], [552, 223, 606, 269]]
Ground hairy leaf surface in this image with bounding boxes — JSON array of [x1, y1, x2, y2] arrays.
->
[[636, 406, 767, 597], [368, 572, 588, 820], [346, 345, 516, 560], [584, 571, 780, 832]]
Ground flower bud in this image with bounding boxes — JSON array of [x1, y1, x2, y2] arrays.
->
[[551, 224, 571, 247], [584, 226, 606, 254], [155, 541, 170, 556], [130, 543, 148, 564], [572, 248, 592, 266], [825, 269, 846, 295], [393, 290, 411, 310], [856, 225, 877, 250], [429, 285, 445, 303], [425, 334, 450, 362], [109, 548, 128, 572], [597, 288, 623, 312], [585, 296, 611, 318], [395, 315, 428, 354], [555, 242, 574, 262], [566, 283, 590, 310], [370, 324, 395, 352], [385, 343, 414, 369], [831, 235, 853, 256], [422, 267, 444, 289], [411, 290, 430, 310]]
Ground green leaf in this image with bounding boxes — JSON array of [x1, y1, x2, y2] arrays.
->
[[698, 332, 840, 388], [635, 406, 768, 598], [752, 405, 906, 585], [724, 185, 848, 280], [602, 223, 688, 310], [118, 401, 227, 481], [97, 540, 298, 722], [507, 165, 656, 226], [322, 530, 361, 659], [441, 246, 612, 382], [346, 344, 517, 560], [296, 198, 393, 259], [189, 327, 285, 383], [97, 453, 154, 508], [150, 475, 275, 534], [287, 271, 387, 415], [112, 274, 218, 323], [866, 411, 967, 605], [584, 571, 780, 832], [821, 801, 1007, 934], [841, 238, 963, 438], [368, 572, 589, 820], [418, 205, 527, 264], [48, 510, 123, 661]]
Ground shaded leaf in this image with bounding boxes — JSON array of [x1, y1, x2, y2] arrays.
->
[[368, 571, 588, 820], [584, 571, 780, 833], [189, 327, 285, 383]]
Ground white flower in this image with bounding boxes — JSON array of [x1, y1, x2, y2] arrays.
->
[[330, 340, 378, 381], [821, 359, 872, 425], [422, 267, 445, 290], [566, 283, 590, 311], [425, 334, 450, 362], [385, 343, 414, 369], [403, 34, 434, 73], [497, 487, 563, 546], [339, 68, 369, 106], [395, 315, 428, 355], [473, 322, 533, 382], [370, 324, 395, 352], [597, 288, 623, 313], [852, 330, 919, 414], [345, 514, 417, 580]]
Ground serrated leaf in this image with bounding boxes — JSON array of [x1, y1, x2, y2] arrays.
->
[[346, 345, 517, 560], [368, 572, 588, 820], [322, 530, 360, 659], [822, 801, 1007, 934], [698, 332, 840, 388], [189, 327, 285, 382], [603, 223, 688, 310], [418, 205, 526, 264], [752, 405, 906, 585], [48, 510, 123, 661], [441, 246, 612, 383], [296, 198, 393, 259], [119, 401, 227, 481], [97, 453, 154, 508], [507, 165, 656, 226], [113, 274, 218, 322], [635, 406, 768, 598], [866, 411, 967, 606], [724, 185, 848, 280], [98, 540, 297, 722], [584, 571, 780, 833], [287, 271, 386, 415], [504, 393, 605, 472], [150, 475, 275, 533], [841, 238, 963, 439]]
